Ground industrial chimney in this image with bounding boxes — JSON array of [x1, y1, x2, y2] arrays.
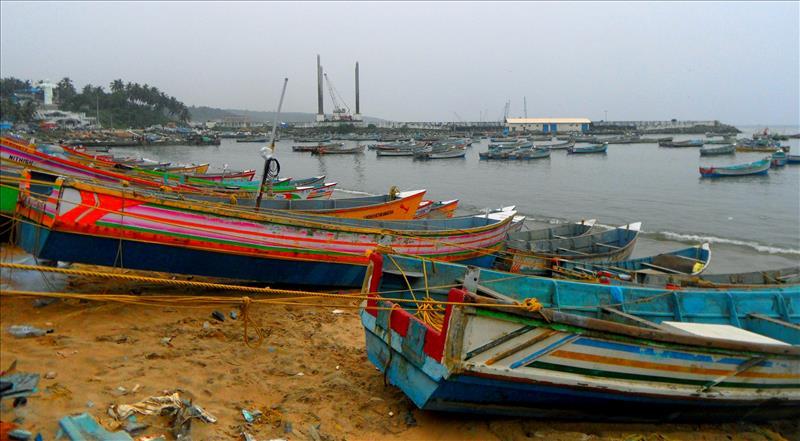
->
[[355, 62, 360, 119], [316, 55, 324, 122]]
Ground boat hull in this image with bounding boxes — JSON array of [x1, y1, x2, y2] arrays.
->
[[700, 158, 771, 178]]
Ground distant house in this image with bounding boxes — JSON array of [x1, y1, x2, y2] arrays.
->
[[505, 118, 591, 133], [34, 110, 96, 129]]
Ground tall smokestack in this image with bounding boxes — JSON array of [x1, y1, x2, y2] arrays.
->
[[355, 62, 360, 116], [317, 55, 324, 118]]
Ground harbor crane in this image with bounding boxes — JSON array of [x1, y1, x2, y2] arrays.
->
[[324, 73, 351, 118]]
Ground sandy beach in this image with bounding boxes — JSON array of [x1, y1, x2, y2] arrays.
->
[[0, 245, 797, 441]]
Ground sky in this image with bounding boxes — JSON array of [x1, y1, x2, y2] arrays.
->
[[1, 1, 798, 124]]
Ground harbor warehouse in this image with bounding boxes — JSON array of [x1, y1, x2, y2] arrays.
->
[[506, 117, 591, 133]]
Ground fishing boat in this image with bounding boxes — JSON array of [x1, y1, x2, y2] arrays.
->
[[509, 148, 550, 160], [555, 244, 712, 284], [413, 200, 434, 219], [415, 147, 467, 160], [699, 157, 770, 178], [505, 220, 597, 246], [609, 265, 799, 289], [699, 144, 735, 156], [771, 151, 788, 168], [235, 137, 268, 143], [361, 252, 800, 422], [659, 139, 704, 148], [788, 155, 800, 164], [14, 174, 518, 287], [639, 137, 673, 143], [182, 169, 257, 182], [311, 145, 365, 155], [1, 136, 334, 200], [427, 199, 459, 218], [567, 143, 608, 154], [505, 223, 641, 274], [536, 140, 575, 150], [705, 137, 737, 145]]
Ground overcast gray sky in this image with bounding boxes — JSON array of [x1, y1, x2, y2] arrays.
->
[[1, 1, 798, 124]]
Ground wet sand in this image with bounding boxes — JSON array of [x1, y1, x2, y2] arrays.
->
[[1, 247, 798, 440]]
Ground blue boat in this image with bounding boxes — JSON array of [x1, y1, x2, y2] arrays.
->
[[567, 143, 608, 154], [361, 252, 800, 422], [555, 243, 712, 283], [771, 150, 788, 168], [699, 157, 771, 178], [788, 154, 800, 164]]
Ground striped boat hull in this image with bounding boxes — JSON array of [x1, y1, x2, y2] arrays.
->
[[15, 179, 515, 286]]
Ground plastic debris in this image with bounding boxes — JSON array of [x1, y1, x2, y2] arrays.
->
[[131, 384, 141, 393], [242, 409, 255, 423], [242, 431, 256, 441], [202, 321, 211, 331], [8, 429, 32, 440], [86, 400, 94, 408], [108, 392, 217, 423], [230, 311, 239, 320], [7, 325, 52, 338], [388, 411, 394, 417], [160, 337, 173, 346], [307, 424, 322, 441], [331, 309, 344, 315], [13, 397, 27, 407], [211, 311, 225, 322], [0, 373, 39, 399], [58, 413, 133, 441], [137, 436, 166, 441], [44, 372, 57, 380]]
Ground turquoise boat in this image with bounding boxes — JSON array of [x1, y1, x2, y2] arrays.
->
[[771, 151, 788, 168], [567, 143, 608, 154], [555, 243, 712, 283], [360, 252, 800, 422], [700, 157, 771, 178]]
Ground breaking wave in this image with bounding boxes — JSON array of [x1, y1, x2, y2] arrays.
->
[[656, 231, 800, 255]]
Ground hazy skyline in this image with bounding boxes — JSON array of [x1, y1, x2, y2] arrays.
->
[[1, 1, 798, 124]]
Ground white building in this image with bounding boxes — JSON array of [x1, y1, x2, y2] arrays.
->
[[35, 109, 96, 128], [506, 118, 591, 133]]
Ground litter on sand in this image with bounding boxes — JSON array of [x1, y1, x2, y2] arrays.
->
[[57, 413, 133, 441]]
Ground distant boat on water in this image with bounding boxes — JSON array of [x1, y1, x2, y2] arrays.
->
[[699, 157, 770, 178]]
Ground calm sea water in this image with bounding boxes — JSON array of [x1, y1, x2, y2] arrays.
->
[[114, 125, 800, 273]]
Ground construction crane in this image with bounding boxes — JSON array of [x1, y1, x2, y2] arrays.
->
[[324, 73, 351, 119]]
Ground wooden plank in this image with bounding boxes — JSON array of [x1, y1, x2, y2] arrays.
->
[[485, 329, 558, 365], [557, 247, 590, 256], [600, 307, 668, 331], [640, 262, 685, 274], [383, 268, 424, 279], [748, 313, 800, 331], [464, 325, 535, 360], [699, 356, 768, 392]]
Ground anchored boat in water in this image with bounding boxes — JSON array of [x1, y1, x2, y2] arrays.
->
[[699, 157, 771, 178]]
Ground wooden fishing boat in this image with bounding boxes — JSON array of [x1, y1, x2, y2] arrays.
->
[[639, 137, 673, 143], [699, 144, 735, 156], [659, 139, 704, 148], [505, 220, 597, 247], [376, 149, 417, 157], [312, 144, 365, 155], [235, 137, 268, 143], [361, 252, 800, 422], [293, 135, 332, 143], [415, 147, 467, 160], [537, 140, 575, 150], [567, 143, 608, 154], [14, 174, 518, 287], [788, 154, 800, 164], [478, 150, 512, 160], [183, 169, 257, 182], [505, 223, 641, 274], [555, 243, 712, 283], [427, 199, 459, 218], [699, 158, 770, 178], [509, 148, 550, 160], [413, 200, 434, 219], [771, 151, 788, 167], [624, 266, 800, 289], [0, 136, 333, 200]]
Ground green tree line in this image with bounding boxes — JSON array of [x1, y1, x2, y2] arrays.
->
[[0, 77, 190, 128]]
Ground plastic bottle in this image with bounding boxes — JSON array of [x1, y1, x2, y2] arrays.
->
[[7, 325, 48, 338]]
